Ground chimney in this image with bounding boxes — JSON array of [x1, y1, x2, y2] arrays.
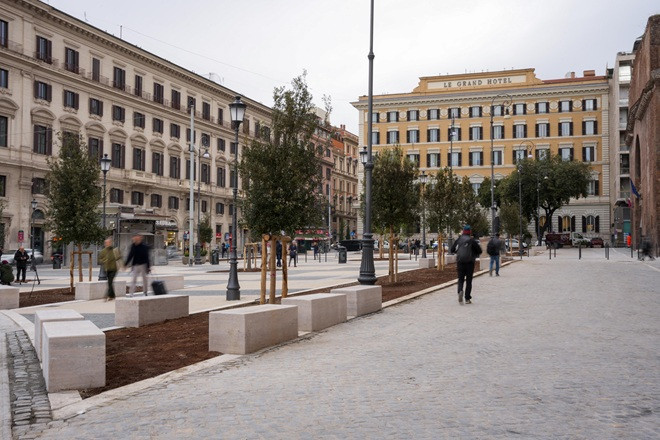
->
[[570, 72, 576, 78], [583, 70, 596, 77]]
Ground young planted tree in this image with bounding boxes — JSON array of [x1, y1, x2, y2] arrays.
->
[[199, 214, 213, 251], [457, 175, 489, 237], [426, 168, 462, 268], [46, 133, 105, 290], [371, 146, 418, 282], [239, 73, 325, 303], [498, 202, 527, 253]]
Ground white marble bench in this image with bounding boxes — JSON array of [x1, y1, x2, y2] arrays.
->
[[281, 293, 347, 332], [0, 285, 20, 309], [418, 257, 435, 268], [34, 309, 85, 360], [209, 304, 298, 355], [75, 280, 127, 300], [330, 285, 382, 317], [42, 320, 105, 392], [114, 294, 189, 327]]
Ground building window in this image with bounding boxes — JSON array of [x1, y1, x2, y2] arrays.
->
[[559, 121, 573, 137], [448, 126, 461, 141], [493, 151, 503, 166], [132, 148, 146, 171], [449, 107, 460, 119], [469, 151, 483, 166], [230, 142, 237, 155], [112, 105, 125, 123], [619, 65, 631, 82], [63, 90, 79, 109], [171, 90, 181, 110], [491, 105, 504, 116], [427, 128, 439, 142], [535, 149, 548, 160], [35, 36, 52, 63], [0, 19, 7, 48], [387, 111, 398, 122], [201, 133, 210, 147], [583, 215, 599, 233], [513, 149, 528, 163], [513, 124, 527, 139], [536, 123, 549, 138], [426, 153, 440, 167], [201, 200, 208, 213], [582, 146, 595, 162], [88, 137, 102, 160], [449, 151, 461, 167], [64, 48, 79, 73], [131, 191, 144, 206], [535, 102, 549, 114], [202, 102, 211, 120], [217, 108, 224, 126], [153, 82, 164, 104], [216, 203, 225, 215], [559, 100, 572, 113], [185, 160, 197, 180], [428, 109, 439, 120], [133, 112, 145, 128], [134, 75, 143, 97], [583, 120, 597, 135], [217, 167, 226, 187], [150, 194, 162, 208], [89, 98, 103, 116], [109, 188, 123, 203], [33, 125, 52, 155], [201, 163, 211, 184], [91, 58, 100, 81], [407, 129, 419, 143], [0, 116, 7, 147], [170, 156, 180, 179], [230, 170, 237, 188], [168, 196, 179, 210], [586, 180, 599, 196], [371, 112, 379, 123], [471, 182, 481, 195], [33, 81, 51, 101], [387, 131, 399, 144], [111, 143, 125, 168], [186, 129, 197, 144], [469, 106, 482, 118], [31, 177, 47, 194], [491, 125, 503, 140], [217, 138, 225, 152], [185, 198, 190, 211], [170, 123, 180, 139], [153, 118, 164, 134], [407, 110, 419, 121], [112, 67, 126, 90], [560, 147, 573, 161], [0, 175, 5, 196], [371, 131, 380, 145], [152, 152, 164, 175], [229, 204, 234, 216], [0, 68, 7, 88], [583, 99, 597, 111], [513, 103, 526, 115], [404, 153, 419, 167], [469, 126, 482, 141]]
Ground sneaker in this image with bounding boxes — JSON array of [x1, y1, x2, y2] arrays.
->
[[458, 290, 464, 304], [466, 299, 472, 304], [496, 273, 500, 277]]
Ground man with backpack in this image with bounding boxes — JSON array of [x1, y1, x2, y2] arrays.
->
[[487, 233, 505, 276], [450, 225, 482, 305]]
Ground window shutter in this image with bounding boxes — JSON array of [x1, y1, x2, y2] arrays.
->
[[458, 152, 462, 167], [595, 216, 600, 232], [99, 101, 104, 116], [512, 150, 516, 164], [582, 147, 586, 162], [479, 107, 483, 117], [593, 100, 598, 111], [426, 154, 430, 167], [74, 93, 79, 109], [480, 152, 484, 164], [570, 148, 574, 161], [406, 131, 410, 143], [121, 145, 125, 168], [387, 112, 390, 122], [557, 216, 563, 231], [46, 128, 52, 155], [582, 99, 585, 110], [594, 121, 598, 135], [406, 110, 410, 121], [469, 153, 473, 166], [376, 132, 380, 144], [570, 122, 573, 136], [535, 124, 539, 138], [524, 124, 528, 138], [582, 121, 585, 135], [469, 128, 473, 141], [457, 128, 461, 140], [33, 127, 38, 152], [558, 122, 561, 136], [571, 216, 576, 232], [447, 152, 451, 165], [426, 129, 430, 142], [582, 216, 587, 232], [595, 180, 599, 196], [523, 105, 527, 115], [535, 103, 538, 114]]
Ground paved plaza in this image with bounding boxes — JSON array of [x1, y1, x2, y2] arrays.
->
[[2, 247, 660, 439]]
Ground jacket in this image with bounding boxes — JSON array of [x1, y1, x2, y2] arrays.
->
[[451, 234, 482, 263], [99, 246, 120, 272], [14, 250, 29, 268], [125, 242, 151, 268]]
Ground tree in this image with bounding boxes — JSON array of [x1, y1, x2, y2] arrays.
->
[[199, 214, 213, 249], [371, 146, 418, 281], [457, 176, 489, 237], [477, 177, 503, 212], [498, 202, 528, 252], [46, 133, 105, 289], [497, 155, 591, 243], [425, 168, 462, 267]]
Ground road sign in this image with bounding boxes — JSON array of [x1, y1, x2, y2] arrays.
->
[[18, 230, 24, 242]]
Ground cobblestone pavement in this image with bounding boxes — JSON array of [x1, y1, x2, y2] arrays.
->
[[25, 249, 660, 439]]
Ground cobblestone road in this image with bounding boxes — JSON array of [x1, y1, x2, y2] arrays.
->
[[33, 248, 660, 439]]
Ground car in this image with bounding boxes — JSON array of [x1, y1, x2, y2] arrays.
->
[[374, 240, 390, 250], [505, 239, 528, 251], [1, 249, 44, 265], [166, 246, 180, 259], [589, 237, 604, 248], [431, 242, 450, 252]]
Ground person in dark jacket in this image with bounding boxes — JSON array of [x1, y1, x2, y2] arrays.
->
[[288, 241, 297, 267], [125, 234, 151, 296], [14, 247, 29, 284], [450, 225, 483, 305], [276, 241, 282, 267]]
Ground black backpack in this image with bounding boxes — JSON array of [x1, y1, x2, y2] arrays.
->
[[456, 238, 474, 263], [487, 239, 497, 256]]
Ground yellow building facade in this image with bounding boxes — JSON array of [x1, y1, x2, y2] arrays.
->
[[352, 68, 611, 239]]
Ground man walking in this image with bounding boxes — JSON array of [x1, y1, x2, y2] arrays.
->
[[450, 225, 482, 305], [99, 238, 121, 301], [125, 234, 151, 297], [487, 233, 505, 276], [14, 246, 29, 284], [288, 241, 297, 267]]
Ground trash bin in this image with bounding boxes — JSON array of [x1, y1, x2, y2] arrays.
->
[[52, 255, 62, 269], [211, 250, 220, 265], [338, 246, 347, 264]]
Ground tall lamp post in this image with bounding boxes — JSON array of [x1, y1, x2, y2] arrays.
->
[[195, 145, 210, 265], [489, 93, 512, 237], [226, 96, 246, 301], [30, 198, 37, 265], [419, 171, 428, 258], [99, 153, 111, 280], [448, 116, 456, 251], [358, 0, 377, 285], [517, 140, 535, 259], [188, 98, 195, 267]]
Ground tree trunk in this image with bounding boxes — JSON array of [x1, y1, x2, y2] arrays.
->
[[77, 244, 83, 282], [269, 236, 277, 304], [388, 227, 394, 283], [379, 234, 384, 260], [69, 250, 74, 294], [247, 245, 252, 270], [394, 238, 399, 282], [282, 237, 289, 298], [260, 235, 268, 304], [88, 251, 92, 281]]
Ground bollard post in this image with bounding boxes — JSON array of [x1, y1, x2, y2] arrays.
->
[[578, 242, 582, 260], [631, 243, 633, 259], [549, 245, 552, 260]]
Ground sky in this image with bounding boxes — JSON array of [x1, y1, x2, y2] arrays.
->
[[44, 0, 658, 134]]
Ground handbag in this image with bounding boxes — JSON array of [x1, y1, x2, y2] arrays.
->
[[151, 278, 168, 295]]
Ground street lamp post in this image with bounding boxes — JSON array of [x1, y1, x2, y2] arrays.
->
[[99, 153, 111, 280], [517, 140, 535, 259], [419, 171, 428, 259], [226, 96, 246, 301], [448, 116, 456, 251], [489, 93, 512, 237], [188, 99, 195, 267], [195, 146, 210, 265], [30, 198, 37, 265]]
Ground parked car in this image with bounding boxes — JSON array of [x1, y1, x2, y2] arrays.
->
[[431, 242, 449, 252], [589, 237, 604, 248], [505, 239, 528, 251], [0, 249, 44, 265], [166, 246, 180, 259], [374, 240, 390, 250]]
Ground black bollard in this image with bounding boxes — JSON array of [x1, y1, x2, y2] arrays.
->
[[579, 242, 582, 260]]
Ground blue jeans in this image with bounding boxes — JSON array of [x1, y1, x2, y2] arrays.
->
[[489, 255, 500, 275]]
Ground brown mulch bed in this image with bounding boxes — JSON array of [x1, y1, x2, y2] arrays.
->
[[18, 285, 146, 308]]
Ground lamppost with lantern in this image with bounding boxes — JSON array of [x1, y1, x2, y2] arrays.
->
[[99, 153, 111, 280], [195, 144, 210, 265], [448, 115, 456, 251], [517, 140, 535, 259], [489, 93, 512, 237], [30, 198, 37, 264], [226, 96, 246, 301], [188, 98, 196, 266], [419, 170, 428, 259]]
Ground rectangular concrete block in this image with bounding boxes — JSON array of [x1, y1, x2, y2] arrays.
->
[[34, 309, 85, 361], [281, 293, 347, 332], [42, 320, 105, 392], [114, 294, 189, 327], [75, 280, 127, 300], [209, 304, 298, 355], [155, 275, 185, 291], [418, 257, 435, 268], [0, 286, 20, 309], [331, 285, 382, 317], [445, 254, 457, 265]]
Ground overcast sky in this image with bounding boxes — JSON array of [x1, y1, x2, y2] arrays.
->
[[45, 0, 658, 134]]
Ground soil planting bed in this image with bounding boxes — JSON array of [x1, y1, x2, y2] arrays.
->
[[18, 285, 146, 308]]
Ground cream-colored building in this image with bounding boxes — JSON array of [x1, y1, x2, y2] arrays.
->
[[330, 124, 359, 240], [352, 68, 611, 241], [0, 0, 271, 258]]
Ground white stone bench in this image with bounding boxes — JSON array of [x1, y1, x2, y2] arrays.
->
[[281, 293, 347, 332], [445, 254, 457, 265], [75, 280, 127, 300], [209, 304, 298, 355], [418, 257, 435, 268], [132, 275, 185, 292], [330, 285, 382, 317], [114, 294, 189, 328], [34, 309, 85, 360], [42, 320, 105, 392], [0, 286, 20, 309]]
